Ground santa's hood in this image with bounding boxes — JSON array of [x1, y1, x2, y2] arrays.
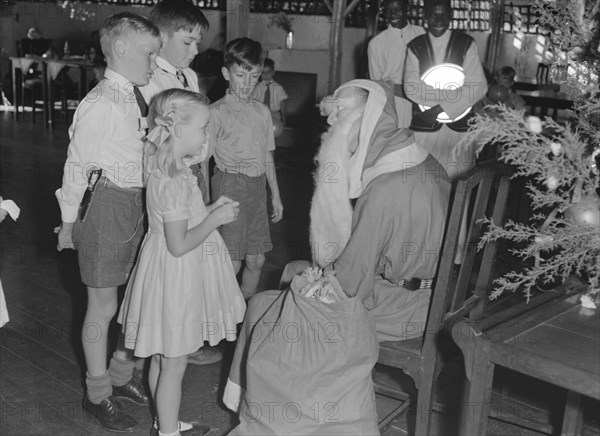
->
[[335, 79, 424, 198], [309, 80, 429, 267]]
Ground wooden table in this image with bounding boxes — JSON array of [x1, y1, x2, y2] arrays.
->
[[518, 89, 573, 120], [453, 290, 599, 435], [45, 57, 103, 127], [10, 56, 103, 127]]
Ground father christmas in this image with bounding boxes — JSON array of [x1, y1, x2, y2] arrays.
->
[[306, 79, 451, 342]]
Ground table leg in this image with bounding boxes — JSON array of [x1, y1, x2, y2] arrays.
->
[[561, 391, 583, 436], [461, 342, 495, 436], [79, 67, 87, 99], [12, 63, 19, 121], [41, 61, 48, 128], [48, 76, 54, 128]]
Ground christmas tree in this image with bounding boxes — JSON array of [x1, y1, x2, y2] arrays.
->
[[458, 0, 600, 306]]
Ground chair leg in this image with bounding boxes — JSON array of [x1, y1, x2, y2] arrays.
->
[[32, 90, 36, 123], [414, 366, 436, 436], [21, 83, 25, 119]]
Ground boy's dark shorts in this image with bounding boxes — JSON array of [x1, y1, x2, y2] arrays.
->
[[72, 178, 145, 288], [211, 168, 272, 261]]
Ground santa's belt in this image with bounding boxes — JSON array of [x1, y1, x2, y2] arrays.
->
[[393, 83, 407, 100], [385, 276, 434, 291]]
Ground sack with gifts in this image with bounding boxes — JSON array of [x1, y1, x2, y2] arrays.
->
[[223, 268, 380, 435]]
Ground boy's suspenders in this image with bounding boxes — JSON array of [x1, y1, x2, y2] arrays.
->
[[408, 31, 474, 132]]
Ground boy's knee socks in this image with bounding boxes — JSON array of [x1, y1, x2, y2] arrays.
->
[[86, 371, 112, 404], [108, 353, 134, 387]]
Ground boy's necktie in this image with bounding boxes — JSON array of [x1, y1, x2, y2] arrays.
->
[[133, 85, 148, 117], [176, 69, 189, 89], [263, 83, 270, 108]]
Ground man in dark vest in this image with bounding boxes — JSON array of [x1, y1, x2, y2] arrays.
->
[[404, 0, 487, 180]]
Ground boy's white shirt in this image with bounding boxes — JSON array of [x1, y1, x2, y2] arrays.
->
[[251, 80, 288, 112], [140, 56, 208, 166], [140, 56, 200, 102], [56, 68, 146, 223]]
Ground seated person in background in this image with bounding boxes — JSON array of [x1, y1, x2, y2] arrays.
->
[[492, 66, 526, 110], [251, 58, 288, 128], [27, 27, 43, 40]]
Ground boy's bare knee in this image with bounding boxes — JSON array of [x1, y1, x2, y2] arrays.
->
[[245, 253, 265, 271], [87, 287, 119, 318], [231, 260, 242, 274]]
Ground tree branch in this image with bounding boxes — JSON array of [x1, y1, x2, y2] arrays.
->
[[323, 0, 333, 13]]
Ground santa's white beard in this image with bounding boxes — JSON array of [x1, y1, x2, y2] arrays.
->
[[310, 110, 361, 268]]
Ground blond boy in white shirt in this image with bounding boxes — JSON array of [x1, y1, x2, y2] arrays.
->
[[56, 12, 161, 432]]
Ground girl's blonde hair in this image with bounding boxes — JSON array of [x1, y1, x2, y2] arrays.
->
[[145, 88, 210, 179]]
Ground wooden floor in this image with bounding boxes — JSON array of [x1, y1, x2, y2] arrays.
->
[[1, 110, 599, 436]]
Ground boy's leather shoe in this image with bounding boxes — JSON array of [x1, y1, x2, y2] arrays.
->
[[113, 377, 149, 405], [83, 395, 137, 433], [187, 346, 222, 366], [149, 421, 211, 436]]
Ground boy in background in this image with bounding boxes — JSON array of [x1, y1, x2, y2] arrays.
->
[[251, 57, 288, 129], [141, 0, 222, 367]]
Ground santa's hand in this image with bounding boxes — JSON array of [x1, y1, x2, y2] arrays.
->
[[418, 105, 444, 124]]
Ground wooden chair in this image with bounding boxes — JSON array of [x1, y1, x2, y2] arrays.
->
[[375, 161, 514, 435], [537, 63, 550, 84]]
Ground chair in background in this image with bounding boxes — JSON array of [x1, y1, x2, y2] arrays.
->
[[20, 76, 44, 123], [375, 161, 513, 435], [536, 62, 550, 85], [15, 39, 52, 122]]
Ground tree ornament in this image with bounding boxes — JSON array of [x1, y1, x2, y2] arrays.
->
[[545, 175, 559, 190], [550, 142, 562, 156], [526, 116, 543, 133], [564, 195, 600, 227]]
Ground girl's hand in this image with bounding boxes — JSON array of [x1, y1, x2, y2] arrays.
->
[[211, 201, 240, 226], [207, 195, 234, 213], [57, 222, 75, 251], [213, 195, 235, 208], [271, 195, 283, 223]]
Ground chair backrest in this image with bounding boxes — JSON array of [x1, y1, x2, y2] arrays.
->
[[18, 39, 52, 57], [536, 63, 549, 84], [421, 161, 512, 356], [273, 70, 317, 127]]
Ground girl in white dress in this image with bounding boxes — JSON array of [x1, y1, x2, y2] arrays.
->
[[118, 88, 246, 436]]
